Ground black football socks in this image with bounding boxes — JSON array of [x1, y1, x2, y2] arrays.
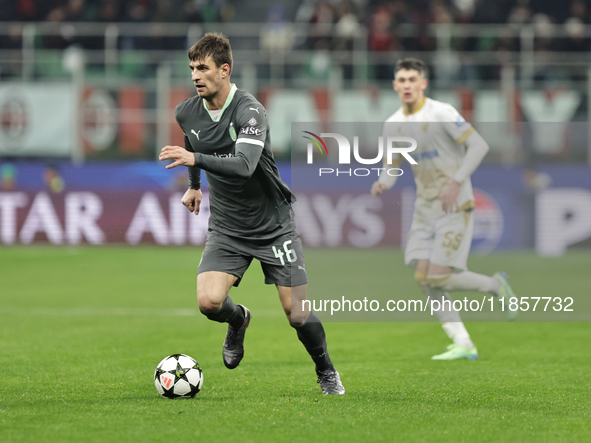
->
[[292, 312, 334, 374], [203, 295, 245, 330]]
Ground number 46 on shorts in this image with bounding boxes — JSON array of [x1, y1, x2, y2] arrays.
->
[[272, 240, 297, 266]]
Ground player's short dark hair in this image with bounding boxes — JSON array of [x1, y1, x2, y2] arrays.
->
[[188, 32, 233, 74], [394, 58, 426, 77]]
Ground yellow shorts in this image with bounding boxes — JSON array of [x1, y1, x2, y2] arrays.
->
[[405, 206, 474, 271]]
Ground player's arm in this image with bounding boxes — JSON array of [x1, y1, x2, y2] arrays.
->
[[159, 142, 262, 179], [441, 106, 490, 181], [439, 130, 489, 212], [371, 156, 402, 196], [371, 121, 402, 196], [440, 108, 489, 211], [173, 104, 202, 215], [451, 130, 489, 184], [183, 134, 202, 191], [181, 134, 203, 215], [173, 103, 202, 189], [196, 142, 262, 179]]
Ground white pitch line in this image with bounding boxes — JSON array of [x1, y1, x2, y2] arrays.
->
[[0, 307, 285, 317], [0, 307, 198, 316]]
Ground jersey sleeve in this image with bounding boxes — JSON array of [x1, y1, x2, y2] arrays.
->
[[175, 101, 201, 190], [236, 102, 267, 149], [192, 143, 262, 179], [183, 135, 202, 190], [382, 120, 403, 166], [377, 120, 404, 189], [439, 104, 475, 145], [451, 129, 489, 184]]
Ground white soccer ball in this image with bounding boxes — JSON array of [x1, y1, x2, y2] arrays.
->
[[154, 354, 204, 399]]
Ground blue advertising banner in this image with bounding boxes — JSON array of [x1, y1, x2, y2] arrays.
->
[[1, 161, 590, 255]]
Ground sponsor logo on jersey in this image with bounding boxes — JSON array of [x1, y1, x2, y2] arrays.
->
[[413, 150, 439, 162], [248, 117, 257, 126], [213, 152, 236, 158], [240, 127, 262, 136], [455, 115, 466, 128], [191, 129, 200, 140], [229, 122, 237, 141], [249, 107, 259, 114]]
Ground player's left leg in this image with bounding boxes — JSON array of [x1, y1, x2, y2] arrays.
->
[[277, 284, 345, 395], [405, 212, 477, 360], [257, 226, 344, 394], [419, 261, 478, 360], [428, 269, 517, 321], [427, 262, 500, 295]]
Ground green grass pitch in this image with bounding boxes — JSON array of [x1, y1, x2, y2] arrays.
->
[[0, 246, 590, 442]]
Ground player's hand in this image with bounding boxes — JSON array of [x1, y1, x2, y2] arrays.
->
[[370, 181, 388, 196], [440, 180, 461, 212], [182, 188, 202, 215], [159, 145, 196, 169]]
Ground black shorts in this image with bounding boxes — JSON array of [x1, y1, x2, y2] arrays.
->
[[198, 228, 308, 288]]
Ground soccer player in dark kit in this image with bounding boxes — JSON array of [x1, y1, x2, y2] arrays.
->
[[158, 33, 345, 394]]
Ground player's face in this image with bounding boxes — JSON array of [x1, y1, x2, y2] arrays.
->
[[190, 56, 230, 100], [393, 69, 428, 105]]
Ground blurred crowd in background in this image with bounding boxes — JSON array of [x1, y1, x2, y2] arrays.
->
[[1, 2, 590, 175], [0, 0, 233, 24], [1, 0, 589, 53]]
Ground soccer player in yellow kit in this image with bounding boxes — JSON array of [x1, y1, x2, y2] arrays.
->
[[371, 58, 517, 360]]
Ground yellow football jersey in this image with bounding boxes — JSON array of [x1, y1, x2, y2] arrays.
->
[[383, 97, 476, 210]]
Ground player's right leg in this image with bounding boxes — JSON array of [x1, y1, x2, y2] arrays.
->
[[197, 271, 251, 369], [405, 214, 478, 360], [196, 231, 253, 369]]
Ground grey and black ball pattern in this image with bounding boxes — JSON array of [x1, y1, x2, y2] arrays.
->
[[154, 354, 204, 399]]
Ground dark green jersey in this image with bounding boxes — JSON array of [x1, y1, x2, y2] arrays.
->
[[174, 84, 295, 239]]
